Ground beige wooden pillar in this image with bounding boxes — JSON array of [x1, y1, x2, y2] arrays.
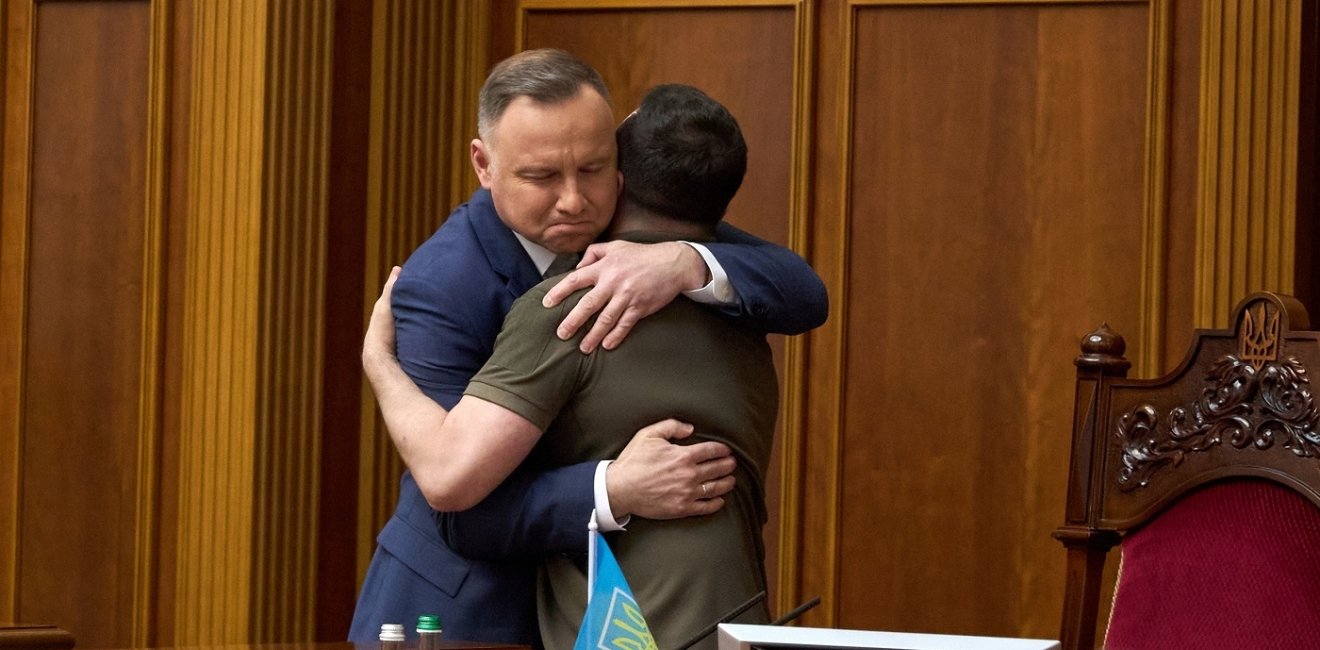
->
[[175, 0, 332, 643], [1195, 0, 1302, 326]]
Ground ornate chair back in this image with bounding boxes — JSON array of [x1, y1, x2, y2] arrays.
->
[[1053, 292, 1320, 650]]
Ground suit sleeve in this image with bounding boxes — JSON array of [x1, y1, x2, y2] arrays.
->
[[392, 265, 596, 560], [705, 221, 829, 334], [438, 464, 595, 560]]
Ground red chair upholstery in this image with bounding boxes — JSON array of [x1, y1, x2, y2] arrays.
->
[[1105, 480, 1320, 649], [1053, 293, 1320, 650]]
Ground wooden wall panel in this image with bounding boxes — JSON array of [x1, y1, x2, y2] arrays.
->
[[320, 0, 372, 638], [521, 6, 797, 249], [175, 0, 335, 643], [519, 1, 803, 611], [174, 1, 266, 641], [253, 0, 333, 641], [1156, 0, 1204, 372], [1193, 0, 1302, 326], [356, 0, 492, 585], [836, 2, 1148, 637], [155, 1, 195, 643], [18, 1, 151, 645], [0, 0, 32, 624], [1299, 0, 1319, 314], [0, 1, 1313, 645]]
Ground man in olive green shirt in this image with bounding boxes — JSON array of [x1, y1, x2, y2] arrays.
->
[[365, 84, 784, 650]]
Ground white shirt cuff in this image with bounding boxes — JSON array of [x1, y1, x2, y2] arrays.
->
[[594, 461, 629, 531], [680, 242, 736, 305]]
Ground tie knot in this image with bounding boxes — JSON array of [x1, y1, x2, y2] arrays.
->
[[544, 253, 580, 279]]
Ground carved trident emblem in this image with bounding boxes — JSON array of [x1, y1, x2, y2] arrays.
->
[[1238, 301, 1281, 371]]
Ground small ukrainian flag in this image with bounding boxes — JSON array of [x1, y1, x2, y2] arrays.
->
[[572, 512, 658, 650]]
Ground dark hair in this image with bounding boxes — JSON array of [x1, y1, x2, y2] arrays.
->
[[616, 84, 747, 226], [478, 49, 611, 139]]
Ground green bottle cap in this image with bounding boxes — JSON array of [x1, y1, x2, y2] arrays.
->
[[417, 614, 442, 631]]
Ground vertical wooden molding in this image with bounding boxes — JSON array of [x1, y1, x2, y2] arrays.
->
[[357, 0, 390, 573], [775, 0, 814, 617], [1194, 0, 1301, 327], [357, 0, 490, 571], [179, 1, 333, 642], [176, 0, 267, 642], [0, 0, 33, 623], [134, 0, 172, 644], [252, 0, 332, 642], [1137, 0, 1171, 378], [797, 0, 860, 628]]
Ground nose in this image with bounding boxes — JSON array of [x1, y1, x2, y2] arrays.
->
[[556, 175, 586, 215]]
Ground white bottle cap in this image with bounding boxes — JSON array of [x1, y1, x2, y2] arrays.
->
[[379, 623, 405, 642]]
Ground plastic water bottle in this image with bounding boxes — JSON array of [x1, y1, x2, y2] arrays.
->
[[417, 614, 443, 650], [378, 623, 404, 650]]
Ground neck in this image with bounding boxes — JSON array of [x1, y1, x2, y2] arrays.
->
[[606, 203, 715, 241]]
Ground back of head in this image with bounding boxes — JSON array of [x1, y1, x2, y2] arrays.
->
[[616, 84, 747, 227], [477, 49, 611, 140]]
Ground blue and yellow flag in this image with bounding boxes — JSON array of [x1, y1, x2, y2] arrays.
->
[[572, 530, 658, 650]]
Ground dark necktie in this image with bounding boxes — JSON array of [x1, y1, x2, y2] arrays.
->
[[543, 253, 580, 279]]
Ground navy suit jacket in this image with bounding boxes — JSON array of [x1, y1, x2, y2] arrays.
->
[[348, 189, 827, 646]]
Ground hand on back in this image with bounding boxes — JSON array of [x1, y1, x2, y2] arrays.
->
[[605, 419, 737, 520], [542, 240, 708, 353]]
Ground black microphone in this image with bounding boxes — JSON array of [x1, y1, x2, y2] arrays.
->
[[673, 590, 767, 650], [771, 595, 821, 626]]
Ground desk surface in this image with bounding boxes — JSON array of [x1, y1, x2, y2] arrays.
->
[[90, 644, 526, 650]]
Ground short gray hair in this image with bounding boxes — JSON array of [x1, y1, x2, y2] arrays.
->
[[477, 49, 611, 140]]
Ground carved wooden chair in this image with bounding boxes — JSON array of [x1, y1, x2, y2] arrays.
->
[[1053, 292, 1320, 650]]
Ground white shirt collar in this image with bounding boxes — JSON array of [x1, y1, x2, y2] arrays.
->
[[512, 231, 556, 276]]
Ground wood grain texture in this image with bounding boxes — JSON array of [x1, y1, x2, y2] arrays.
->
[[154, 2, 196, 643], [175, 0, 266, 642], [1157, 0, 1205, 374], [131, 0, 171, 645], [19, 1, 150, 646], [1, 1, 1315, 644], [0, 0, 32, 625], [522, 7, 796, 249], [837, 3, 1148, 637], [1194, 0, 1301, 327], [356, 0, 492, 580], [252, 0, 333, 641]]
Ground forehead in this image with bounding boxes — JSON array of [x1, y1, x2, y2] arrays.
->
[[488, 89, 616, 162]]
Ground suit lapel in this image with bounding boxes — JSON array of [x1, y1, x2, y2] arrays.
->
[[466, 188, 541, 298]]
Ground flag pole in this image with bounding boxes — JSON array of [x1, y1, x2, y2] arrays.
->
[[586, 509, 599, 606]]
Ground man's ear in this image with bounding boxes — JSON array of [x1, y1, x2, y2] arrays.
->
[[471, 139, 494, 188], [615, 169, 623, 193]]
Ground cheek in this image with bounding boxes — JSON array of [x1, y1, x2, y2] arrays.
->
[[497, 184, 557, 227]]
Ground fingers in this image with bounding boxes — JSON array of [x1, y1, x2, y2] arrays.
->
[[634, 419, 694, 442], [576, 294, 628, 353], [363, 266, 402, 366], [543, 240, 686, 352], [697, 475, 736, 500], [556, 285, 606, 343], [578, 243, 607, 267], [542, 267, 598, 310], [678, 496, 725, 518], [686, 439, 732, 463], [379, 266, 400, 305], [594, 303, 644, 352]]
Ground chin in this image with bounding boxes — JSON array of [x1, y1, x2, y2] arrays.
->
[[544, 233, 598, 254]]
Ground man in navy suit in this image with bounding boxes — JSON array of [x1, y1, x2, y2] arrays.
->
[[348, 49, 827, 647]]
